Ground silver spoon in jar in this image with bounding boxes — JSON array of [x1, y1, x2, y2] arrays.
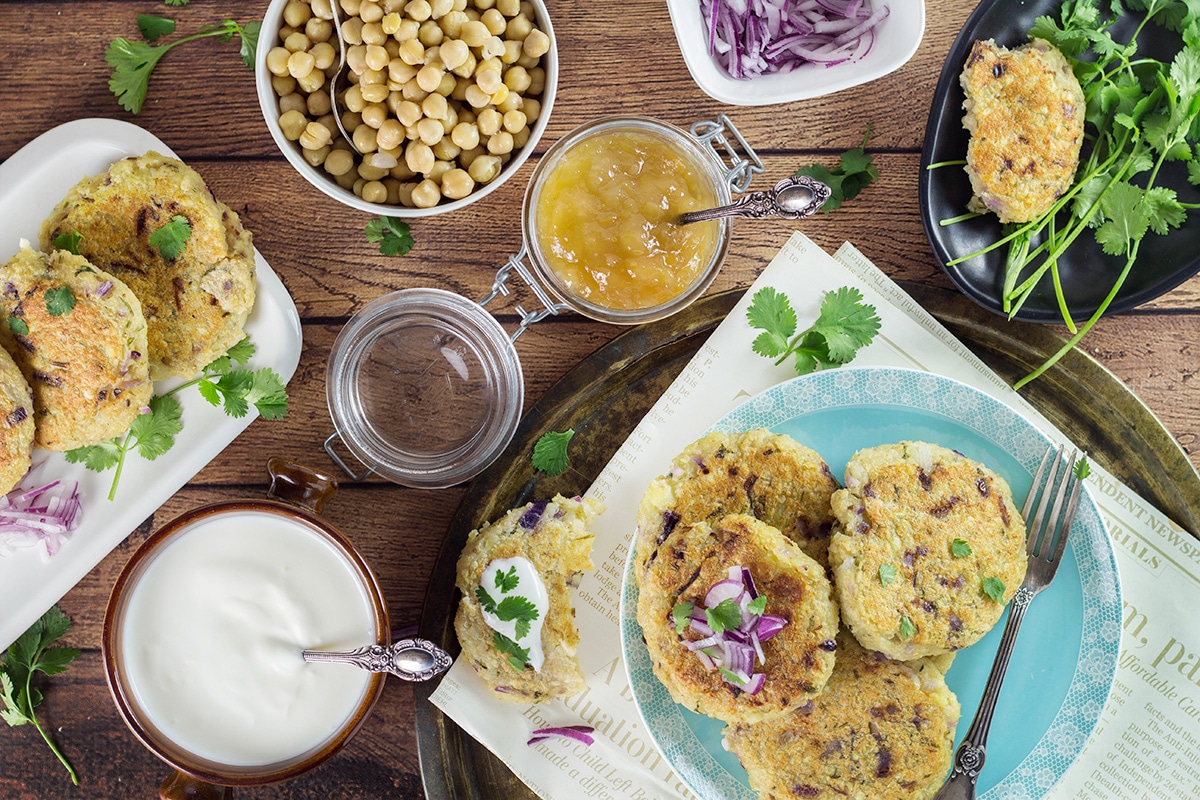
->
[[676, 175, 831, 225], [302, 637, 452, 682]]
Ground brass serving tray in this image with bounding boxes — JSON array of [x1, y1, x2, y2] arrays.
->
[[414, 284, 1200, 800]]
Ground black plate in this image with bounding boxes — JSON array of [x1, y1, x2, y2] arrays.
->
[[919, 0, 1200, 322]]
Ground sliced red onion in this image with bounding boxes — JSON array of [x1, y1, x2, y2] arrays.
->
[[527, 726, 595, 746], [689, 617, 714, 638], [700, 0, 889, 80], [743, 672, 766, 695], [0, 480, 83, 561], [95, 280, 113, 298], [757, 614, 788, 641], [684, 634, 723, 651], [704, 578, 744, 608]]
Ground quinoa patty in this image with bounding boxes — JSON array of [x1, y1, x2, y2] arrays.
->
[[960, 38, 1085, 224]]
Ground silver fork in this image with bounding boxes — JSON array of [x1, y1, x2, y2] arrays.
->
[[934, 445, 1085, 800]]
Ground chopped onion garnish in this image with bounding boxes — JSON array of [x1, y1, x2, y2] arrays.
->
[[700, 0, 889, 80], [0, 479, 83, 561], [527, 725, 595, 746], [669, 565, 787, 695]]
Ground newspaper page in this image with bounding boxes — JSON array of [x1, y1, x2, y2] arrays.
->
[[429, 232, 1200, 800]]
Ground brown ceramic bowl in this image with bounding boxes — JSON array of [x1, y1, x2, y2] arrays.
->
[[102, 459, 389, 797]]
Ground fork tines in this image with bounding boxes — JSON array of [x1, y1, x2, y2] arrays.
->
[[1022, 445, 1085, 563]]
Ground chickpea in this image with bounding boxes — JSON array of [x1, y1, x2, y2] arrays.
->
[[394, 100, 423, 126], [361, 180, 389, 203], [278, 109, 309, 140], [416, 63, 444, 92], [302, 145, 330, 167], [523, 29, 549, 58], [405, 140, 436, 173], [480, 8, 506, 34], [504, 65, 531, 93], [437, 71, 458, 96], [335, 169, 358, 190], [460, 19, 490, 47], [296, 68, 327, 93], [310, 41, 337, 70], [422, 92, 449, 119], [385, 178, 404, 204], [419, 19, 445, 45], [299, 121, 333, 150], [306, 17, 334, 41], [468, 153, 502, 183], [496, 90, 522, 113], [450, 121, 480, 149], [522, 96, 540, 122], [401, 80, 429, 101], [267, 46, 292, 76], [476, 107, 501, 135], [526, 66, 545, 95], [272, 74, 298, 97], [347, 44, 369, 73], [361, 82, 390, 103], [284, 31, 311, 52], [362, 21, 388, 44], [398, 38, 425, 65], [486, 130, 513, 155], [341, 17, 365, 44], [411, 178, 442, 208], [359, 1, 385, 23], [353, 124, 379, 152], [307, 91, 333, 116], [475, 0, 496, 9], [433, 138, 462, 161], [489, 84, 510, 107], [428, 159, 454, 182], [439, 10, 469, 37], [406, 0, 433, 21], [496, 0, 519, 16], [382, 12, 403, 34], [431, 0, 455, 18], [376, 118, 406, 150], [343, 83, 366, 113], [361, 102, 389, 128], [458, 145, 484, 168], [395, 18, 420, 40], [360, 67, 387, 85], [396, 181, 417, 206], [287, 50, 317, 79], [324, 148, 357, 176], [505, 14, 533, 41], [342, 0, 364, 16], [312, 0, 335, 19], [512, 126, 530, 149], [366, 44, 391, 70], [502, 109, 526, 133], [450, 51, 477, 78], [500, 39, 522, 64], [388, 58, 419, 84]]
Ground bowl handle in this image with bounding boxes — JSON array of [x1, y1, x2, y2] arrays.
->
[[159, 770, 233, 800], [266, 457, 339, 515]]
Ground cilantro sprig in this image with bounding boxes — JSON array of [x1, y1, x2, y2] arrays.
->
[[532, 429, 574, 476], [941, 0, 1200, 388], [365, 216, 415, 256], [794, 125, 879, 212], [982, 577, 1007, 603], [65, 335, 288, 500], [1, 606, 81, 784], [705, 598, 742, 636], [106, 18, 260, 114], [746, 286, 881, 375], [492, 631, 531, 672], [49, 231, 83, 255], [148, 215, 192, 260]]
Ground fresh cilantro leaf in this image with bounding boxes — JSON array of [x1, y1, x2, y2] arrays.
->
[[7, 315, 28, 337], [195, 368, 288, 420], [899, 615, 916, 640], [1073, 457, 1092, 480], [719, 668, 747, 686], [245, 369, 289, 419], [495, 566, 520, 593], [793, 125, 878, 212], [745, 287, 797, 358], [50, 231, 83, 255], [532, 429, 573, 476], [164, 0, 190, 5], [365, 216, 415, 256], [64, 440, 123, 472], [672, 601, 694, 634], [705, 598, 742, 635], [0, 606, 80, 783], [492, 631, 530, 671], [133, 395, 184, 460], [474, 585, 498, 615], [106, 19, 257, 114], [811, 287, 882, 363], [223, 336, 256, 366], [747, 595, 768, 616], [982, 577, 1007, 603], [138, 13, 176, 42], [495, 595, 539, 640], [878, 563, 897, 587], [951, 539, 973, 558], [149, 215, 192, 260], [747, 286, 880, 375], [44, 286, 75, 317]]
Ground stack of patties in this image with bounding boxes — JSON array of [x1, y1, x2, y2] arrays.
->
[[40, 151, 256, 380], [0, 246, 152, 470], [635, 432, 1030, 799]]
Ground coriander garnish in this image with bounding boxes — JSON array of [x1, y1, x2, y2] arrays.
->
[[365, 216, 415, 256], [746, 286, 881, 375], [532, 429, 574, 476], [951, 539, 972, 558], [794, 125, 879, 213], [879, 563, 898, 587], [982, 577, 1006, 603]]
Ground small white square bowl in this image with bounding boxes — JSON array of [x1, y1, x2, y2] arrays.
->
[[667, 0, 926, 106]]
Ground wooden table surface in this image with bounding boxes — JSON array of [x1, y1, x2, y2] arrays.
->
[[1, 0, 1198, 797]]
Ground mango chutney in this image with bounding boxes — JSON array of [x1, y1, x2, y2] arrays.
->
[[530, 126, 725, 313]]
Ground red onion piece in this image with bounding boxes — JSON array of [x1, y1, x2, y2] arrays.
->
[[704, 578, 745, 608], [0, 480, 83, 560], [527, 726, 595, 746]]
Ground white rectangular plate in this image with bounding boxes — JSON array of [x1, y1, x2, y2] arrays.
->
[[0, 118, 303, 651]]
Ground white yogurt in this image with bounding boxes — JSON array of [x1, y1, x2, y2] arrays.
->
[[120, 511, 376, 767], [478, 556, 549, 671]]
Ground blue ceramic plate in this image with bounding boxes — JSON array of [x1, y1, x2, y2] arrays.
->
[[620, 367, 1121, 800]]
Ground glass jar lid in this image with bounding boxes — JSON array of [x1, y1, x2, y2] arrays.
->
[[326, 288, 523, 489]]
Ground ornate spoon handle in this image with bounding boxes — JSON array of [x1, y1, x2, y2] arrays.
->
[[303, 637, 453, 682], [676, 175, 831, 225]]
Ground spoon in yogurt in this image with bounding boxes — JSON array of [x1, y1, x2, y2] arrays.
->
[[303, 636, 452, 681], [675, 175, 831, 225]]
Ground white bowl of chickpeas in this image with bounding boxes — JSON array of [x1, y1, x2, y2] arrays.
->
[[257, 0, 556, 215]]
